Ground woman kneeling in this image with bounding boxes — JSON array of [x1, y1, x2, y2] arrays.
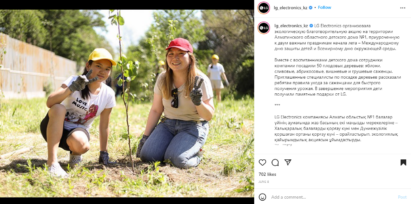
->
[[136, 38, 214, 168]]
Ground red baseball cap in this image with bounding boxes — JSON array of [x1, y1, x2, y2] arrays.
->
[[165, 38, 193, 53]]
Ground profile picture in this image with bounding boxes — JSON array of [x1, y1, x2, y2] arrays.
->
[[258, 21, 270, 34], [258, 2, 270, 14]]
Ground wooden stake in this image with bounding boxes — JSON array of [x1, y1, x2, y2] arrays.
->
[[0, 147, 33, 159]]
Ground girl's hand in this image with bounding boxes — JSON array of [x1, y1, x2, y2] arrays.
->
[[68, 69, 99, 92]]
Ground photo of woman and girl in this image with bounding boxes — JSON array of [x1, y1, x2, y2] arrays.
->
[[41, 38, 215, 177]]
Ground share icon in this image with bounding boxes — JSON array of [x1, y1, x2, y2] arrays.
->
[[285, 159, 292, 166]]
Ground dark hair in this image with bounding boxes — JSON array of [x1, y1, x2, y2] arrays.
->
[[81, 60, 112, 100]]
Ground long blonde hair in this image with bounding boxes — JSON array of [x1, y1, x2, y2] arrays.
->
[[160, 51, 199, 99]]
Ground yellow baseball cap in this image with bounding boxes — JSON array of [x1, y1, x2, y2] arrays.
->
[[212, 54, 219, 60], [88, 48, 117, 66], [159, 60, 165, 66]]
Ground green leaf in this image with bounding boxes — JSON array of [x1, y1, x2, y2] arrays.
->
[[117, 78, 123, 86], [129, 63, 136, 77], [118, 16, 125, 25], [121, 133, 129, 140], [111, 18, 117, 25], [108, 15, 116, 19], [130, 67, 136, 77], [127, 61, 134, 70], [123, 70, 129, 77]]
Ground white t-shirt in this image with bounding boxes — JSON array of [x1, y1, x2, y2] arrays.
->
[[154, 72, 213, 121], [61, 76, 116, 130], [207, 63, 225, 80]]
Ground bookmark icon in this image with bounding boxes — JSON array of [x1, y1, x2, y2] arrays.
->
[[400, 159, 406, 166]]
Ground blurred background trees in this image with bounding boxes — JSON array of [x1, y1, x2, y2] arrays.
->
[[124, 10, 254, 101], [0, 10, 112, 71], [0, 9, 254, 100], [201, 10, 254, 97]]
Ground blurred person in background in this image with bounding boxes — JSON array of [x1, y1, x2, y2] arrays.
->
[[207, 54, 229, 102], [155, 60, 166, 79]]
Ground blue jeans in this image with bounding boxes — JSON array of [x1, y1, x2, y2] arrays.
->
[[140, 118, 209, 168]]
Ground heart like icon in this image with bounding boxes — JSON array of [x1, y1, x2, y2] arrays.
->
[[259, 159, 266, 166]]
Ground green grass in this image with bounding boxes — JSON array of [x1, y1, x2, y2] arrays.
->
[[0, 95, 254, 197], [0, 98, 48, 134]]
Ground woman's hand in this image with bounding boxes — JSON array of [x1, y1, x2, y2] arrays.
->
[[69, 69, 99, 92], [190, 76, 204, 106], [136, 134, 149, 158]]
